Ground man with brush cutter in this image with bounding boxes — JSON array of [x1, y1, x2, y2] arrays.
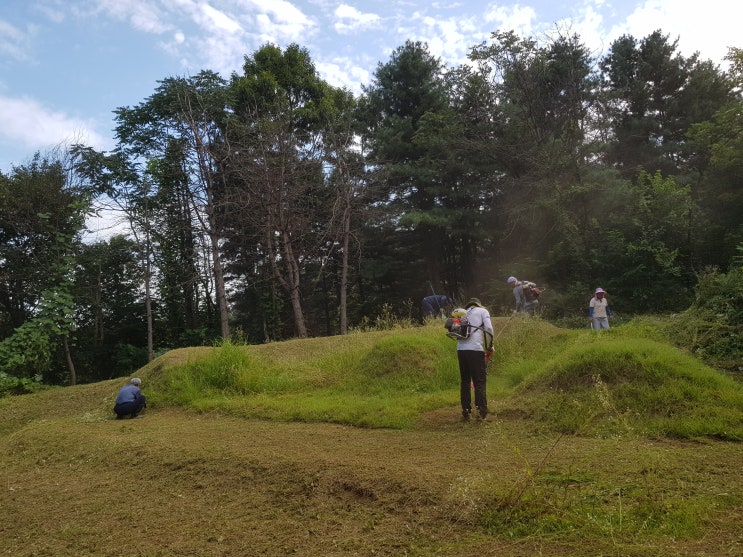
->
[[445, 298, 494, 422]]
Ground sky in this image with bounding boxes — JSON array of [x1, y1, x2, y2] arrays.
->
[[0, 0, 739, 175]]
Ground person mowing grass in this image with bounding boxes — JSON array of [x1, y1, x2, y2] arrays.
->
[[447, 298, 494, 422]]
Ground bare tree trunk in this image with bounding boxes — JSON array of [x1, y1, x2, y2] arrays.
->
[[339, 180, 352, 335], [268, 226, 308, 338], [177, 84, 231, 340], [63, 335, 76, 386], [144, 224, 154, 362], [209, 227, 230, 338]]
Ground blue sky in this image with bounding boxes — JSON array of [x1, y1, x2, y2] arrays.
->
[[0, 0, 739, 174]]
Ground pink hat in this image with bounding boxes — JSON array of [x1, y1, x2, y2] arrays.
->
[[595, 287, 606, 295]]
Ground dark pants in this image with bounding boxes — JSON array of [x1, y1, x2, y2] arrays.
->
[[458, 350, 487, 417], [114, 396, 147, 418]]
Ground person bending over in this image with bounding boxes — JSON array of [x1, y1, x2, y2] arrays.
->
[[114, 377, 147, 419]]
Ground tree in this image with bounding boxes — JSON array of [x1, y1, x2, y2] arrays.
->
[[114, 71, 231, 339], [71, 236, 149, 382], [589, 170, 695, 312], [599, 30, 733, 178], [359, 41, 465, 300], [686, 47, 743, 269], [321, 86, 365, 334], [223, 44, 340, 338], [0, 153, 93, 384], [468, 30, 599, 284]]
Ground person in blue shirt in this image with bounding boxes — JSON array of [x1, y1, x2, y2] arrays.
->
[[114, 377, 147, 419], [421, 294, 450, 319]]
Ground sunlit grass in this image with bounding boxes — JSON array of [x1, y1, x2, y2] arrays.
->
[[138, 317, 743, 437], [496, 332, 743, 440]]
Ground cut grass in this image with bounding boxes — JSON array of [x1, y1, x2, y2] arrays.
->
[[1, 318, 743, 556]]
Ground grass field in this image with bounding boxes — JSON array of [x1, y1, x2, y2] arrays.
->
[[1, 318, 742, 556]]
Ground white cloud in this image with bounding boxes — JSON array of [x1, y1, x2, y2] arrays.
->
[[0, 95, 111, 157], [316, 58, 371, 93], [0, 19, 36, 62], [483, 4, 537, 36], [248, 0, 316, 43], [333, 4, 380, 34], [199, 4, 242, 34], [95, 0, 173, 34], [392, 12, 489, 70], [621, 0, 737, 65]]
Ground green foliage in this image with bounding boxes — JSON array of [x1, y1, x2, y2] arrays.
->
[[662, 266, 743, 370], [501, 334, 743, 439], [0, 371, 44, 396], [0, 321, 53, 378], [134, 314, 743, 440]]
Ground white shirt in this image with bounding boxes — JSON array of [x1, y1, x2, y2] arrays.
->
[[590, 297, 609, 318], [457, 306, 494, 351]]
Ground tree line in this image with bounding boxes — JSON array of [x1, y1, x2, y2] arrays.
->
[[1, 29, 742, 387]]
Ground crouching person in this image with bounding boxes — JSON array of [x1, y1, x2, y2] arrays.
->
[[114, 378, 147, 419]]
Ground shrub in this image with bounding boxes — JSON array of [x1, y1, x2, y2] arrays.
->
[[668, 266, 743, 371]]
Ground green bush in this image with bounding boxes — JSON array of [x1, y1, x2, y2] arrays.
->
[[500, 335, 743, 440], [0, 372, 45, 397], [667, 266, 743, 371]]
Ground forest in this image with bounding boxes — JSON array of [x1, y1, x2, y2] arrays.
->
[[1, 28, 742, 386]]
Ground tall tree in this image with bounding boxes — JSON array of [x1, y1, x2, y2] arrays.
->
[[599, 30, 733, 178], [71, 235, 148, 382], [686, 47, 743, 268], [224, 44, 337, 338], [114, 71, 231, 339], [321, 86, 365, 334], [468, 30, 598, 281], [0, 153, 92, 384], [359, 41, 461, 300]]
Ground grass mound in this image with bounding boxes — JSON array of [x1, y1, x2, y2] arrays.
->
[[97, 317, 743, 440], [135, 325, 460, 429], [497, 334, 743, 440]]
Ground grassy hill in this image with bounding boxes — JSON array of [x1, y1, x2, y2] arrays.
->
[[1, 318, 742, 556]]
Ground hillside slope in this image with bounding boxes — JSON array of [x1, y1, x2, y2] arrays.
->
[[1, 319, 742, 556]]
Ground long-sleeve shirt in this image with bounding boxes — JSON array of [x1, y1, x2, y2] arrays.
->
[[457, 306, 494, 352], [115, 384, 143, 404], [512, 283, 525, 312]]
